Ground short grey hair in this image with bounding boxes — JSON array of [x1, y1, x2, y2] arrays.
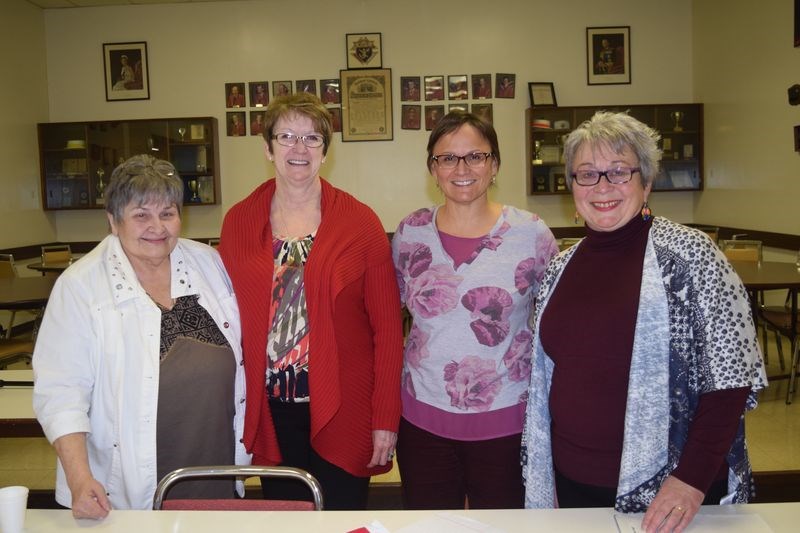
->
[[105, 154, 183, 223], [562, 111, 662, 190]]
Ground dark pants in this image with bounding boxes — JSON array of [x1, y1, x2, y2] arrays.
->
[[261, 401, 369, 510], [396, 417, 525, 510], [555, 468, 730, 508]]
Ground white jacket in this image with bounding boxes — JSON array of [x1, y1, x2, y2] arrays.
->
[[33, 235, 250, 510]]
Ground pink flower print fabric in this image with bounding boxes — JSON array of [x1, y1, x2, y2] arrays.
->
[[502, 330, 533, 382], [406, 264, 463, 319], [444, 355, 502, 411], [405, 323, 431, 369], [461, 286, 512, 346]]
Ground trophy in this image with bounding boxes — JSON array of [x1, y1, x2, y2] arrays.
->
[[95, 168, 106, 205], [532, 140, 543, 165], [188, 179, 201, 202], [670, 111, 684, 132], [177, 127, 186, 141]]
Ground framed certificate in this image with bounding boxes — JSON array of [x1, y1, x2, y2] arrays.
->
[[340, 68, 393, 142]]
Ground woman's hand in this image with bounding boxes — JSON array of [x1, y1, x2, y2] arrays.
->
[[640, 476, 704, 533], [69, 474, 111, 519], [367, 429, 397, 468]]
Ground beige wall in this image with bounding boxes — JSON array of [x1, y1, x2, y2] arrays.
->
[[0, 1, 55, 249], [38, 0, 695, 241], [693, 0, 800, 236]]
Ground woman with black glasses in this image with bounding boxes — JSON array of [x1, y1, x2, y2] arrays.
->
[[219, 92, 403, 510], [392, 111, 557, 509], [521, 111, 766, 532]]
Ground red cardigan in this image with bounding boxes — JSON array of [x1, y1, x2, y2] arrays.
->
[[219, 178, 403, 477]]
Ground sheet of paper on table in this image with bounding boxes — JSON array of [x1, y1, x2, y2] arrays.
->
[[613, 512, 773, 532], [397, 512, 506, 533]]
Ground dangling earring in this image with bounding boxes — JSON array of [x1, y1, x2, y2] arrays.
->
[[491, 175, 496, 185], [641, 201, 652, 221], [574, 211, 580, 225]]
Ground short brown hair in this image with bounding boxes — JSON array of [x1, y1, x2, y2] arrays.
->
[[426, 111, 500, 172], [263, 92, 332, 155]]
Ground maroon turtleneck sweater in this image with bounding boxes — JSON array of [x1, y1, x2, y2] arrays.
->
[[540, 215, 748, 493]]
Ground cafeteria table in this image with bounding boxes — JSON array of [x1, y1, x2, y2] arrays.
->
[[0, 369, 40, 437], [26, 260, 73, 275]]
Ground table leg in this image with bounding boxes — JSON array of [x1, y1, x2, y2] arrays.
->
[[786, 289, 798, 405]]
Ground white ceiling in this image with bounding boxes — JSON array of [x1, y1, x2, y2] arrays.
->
[[26, 0, 237, 8]]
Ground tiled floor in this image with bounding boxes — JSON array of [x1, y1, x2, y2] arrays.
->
[[1, 335, 797, 492]]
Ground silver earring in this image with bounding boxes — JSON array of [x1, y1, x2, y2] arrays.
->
[[491, 176, 496, 185]]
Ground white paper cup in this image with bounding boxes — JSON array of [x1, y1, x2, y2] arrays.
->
[[0, 485, 29, 533]]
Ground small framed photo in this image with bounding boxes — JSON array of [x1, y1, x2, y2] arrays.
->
[[226, 111, 246, 137], [225, 82, 246, 108], [346, 32, 382, 69], [249, 81, 269, 107], [495, 73, 516, 98], [250, 111, 266, 136], [400, 76, 421, 102], [424, 75, 445, 101], [448, 74, 468, 100], [401, 105, 421, 130], [273, 81, 293, 98], [103, 42, 149, 101], [296, 79, 317, 95], [587, 26, 631, 85], [329, 107, 342, 133], [425, 105, 445, 131], [472, 74, 492, 99], [472, 103, 493, 124], [320, 79, 341, 104], [448, 103, 468, 113], [528, 82, 557, 107]]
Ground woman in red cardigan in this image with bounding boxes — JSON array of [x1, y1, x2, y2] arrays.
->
[[219, 92, 403, 510]]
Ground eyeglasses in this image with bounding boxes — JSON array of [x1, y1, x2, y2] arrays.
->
[[271, 132, 325, 148], [431, 152, 493, 169], [571, 167, 641, 186]]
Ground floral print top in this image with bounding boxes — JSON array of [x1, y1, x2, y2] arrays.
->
[[392, 205, 557, 439]]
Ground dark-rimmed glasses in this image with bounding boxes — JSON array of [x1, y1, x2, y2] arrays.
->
[[272, 132, 325, 148], [431, 152, 493, 169], [571, 167, 641, 186]]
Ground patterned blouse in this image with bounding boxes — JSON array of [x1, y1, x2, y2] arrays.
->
[[266, 233, 315, 402]]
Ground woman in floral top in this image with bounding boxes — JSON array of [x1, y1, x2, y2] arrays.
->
[[392, 111, 557, 509]]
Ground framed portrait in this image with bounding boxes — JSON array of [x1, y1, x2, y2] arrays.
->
[[448, 103, 468, 113], [273, 80, 293, 98], [401, 105, 421, 130], [296, 79, 317, 95], [795, 125, 800, 152], [340, 68, 393, 142], [329, 107, 342, 133], [249, 111, 266, 136], [495, 73, 516, 98], [424, 75, 445, 101], [226, 111, 246, 137], [320, 79, 341, 105], [472, 74, 492, 99], [448, 74, 468, 100], [586, 26, 631, 85], [224, 82, 246, 108], [249, 81, 269, 107], [528, 82, 557, 107], [400, 76, 421, 102], [425, 105, 445, 131], [472, 103, 493, 124], [103, 42, 149, 101], [796, 0, 800, 47], [345, 32, 382, 69]]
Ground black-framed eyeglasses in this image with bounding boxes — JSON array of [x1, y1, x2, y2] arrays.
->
[[272, 132, 325, 148], [570, 167, 641, 186], [431, 152, 493, 169]]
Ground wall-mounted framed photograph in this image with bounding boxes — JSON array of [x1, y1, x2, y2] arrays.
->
[[226, 111, 246, 137], [346, 32, 382, 69], [296, 79, 317, 95], [250, 111, 266, 136], [401, 76, 421, 102], [401, 105, 421, 130], [424, 75, 444, 101], [249, 81, 269, 107], [495, 73, 516, 98], [320, 79, 341, 104], [103, 41, 149, 101], [329, 107, 342, 133], [273, 81, 292, 98], [340, 68, 393, 142], [587, 26, 631, 85], [472, 103, 493, 124], [425, 105, 445, 131], [472, 74, 492, 99], [528, 82, 557, 107], [225, 82, 246, 108], [448, 75, 468, 100]]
